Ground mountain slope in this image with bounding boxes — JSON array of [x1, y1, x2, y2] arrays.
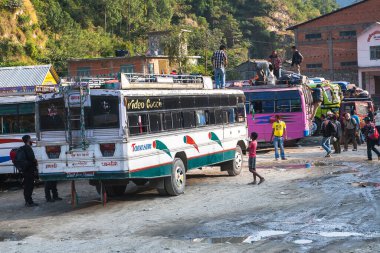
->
[[0, 0, 339, 74]]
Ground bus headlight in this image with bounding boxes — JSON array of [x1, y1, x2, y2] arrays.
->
[[100, 143, 116, 157], [46, 146, 61, 159]]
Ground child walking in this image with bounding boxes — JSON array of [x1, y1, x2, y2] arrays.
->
[[248, 132, 265, 185]]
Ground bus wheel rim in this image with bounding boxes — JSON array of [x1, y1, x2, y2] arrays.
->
[[175, 166, 184, 188], [235, 151, 242, 169]]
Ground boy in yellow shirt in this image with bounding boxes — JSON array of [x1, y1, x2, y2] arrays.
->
[[270, 115, 287, 160]]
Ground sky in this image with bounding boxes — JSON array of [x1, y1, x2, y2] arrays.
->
[[337, 0, 357, 7]]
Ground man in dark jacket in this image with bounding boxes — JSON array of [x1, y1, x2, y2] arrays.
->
[[291, 46, 303, 75], [21, 135, 38, 207], [331, 115, 342, 154], [362, 117, 380, 161], [320, 115, 336, 157]]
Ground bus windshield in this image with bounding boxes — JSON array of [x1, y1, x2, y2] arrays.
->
[[38, 96, 120, 131], [0, 102, 35, 134], [246, 90, 302, 114]]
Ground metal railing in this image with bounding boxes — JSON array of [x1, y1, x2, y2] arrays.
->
[[122, 73, 204, 84]]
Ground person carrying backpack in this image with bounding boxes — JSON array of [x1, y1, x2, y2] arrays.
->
[[15, 135, 38, 207], [362, 117, 380, 161], [320, 114, 336, 157]]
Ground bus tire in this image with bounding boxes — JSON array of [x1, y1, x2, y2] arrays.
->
[[164, 158, 186, 196], [157, 187, 168, 196], [223, 146, 243, 176], [96, 184, 126, 197]]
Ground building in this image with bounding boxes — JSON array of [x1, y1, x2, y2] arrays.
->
[[358, 22, 380, 104], [232, 60, 270, 80], [0, 65, 59, 95], [68, 31, 200, 78], [287, 0, 380, 84]]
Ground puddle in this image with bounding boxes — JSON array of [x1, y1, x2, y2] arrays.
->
[[351, 182, 380, 188], [257, 163, 312, 170], [243, 230, 289, 242], [192, 230, 289, 244], [0, 231, 28, 242], [319, 232, 364, 237], [293, 239, 313, 244], [330, 169, 358, 175]]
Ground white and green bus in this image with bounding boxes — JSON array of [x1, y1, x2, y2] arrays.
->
[[36, 75, 247, 196]]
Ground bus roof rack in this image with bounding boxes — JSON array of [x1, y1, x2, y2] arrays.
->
[[342, 97, 372, 102], [227, 81, 309, 90], [120, 73, 213, 90]]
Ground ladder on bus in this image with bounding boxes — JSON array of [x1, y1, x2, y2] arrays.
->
[[63, 79, 89, 151]]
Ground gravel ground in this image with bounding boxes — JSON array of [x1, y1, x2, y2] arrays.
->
[[0, 139, 379, 253]]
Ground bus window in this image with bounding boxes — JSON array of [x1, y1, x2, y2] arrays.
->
[[235, 105, 245, 123], [251, 100, 275, 113], [172, 112, 182, 129], [182, 111, 196, 128], [215, 110, 224, 124], [208, 110, 216, 125], [196, 110, 207, 127], [181, 97, 195, 109], [92, 96, 119, 128], [128, 114, 148, 135], [290, 99, 302, 112], [356, 103, 368, 115], [18, 102, 35, 133], [276, 100, 291, 112], [39, 99, 65, 131], [149, 113, 162, 133], [225, 108, 235, 123], [325, 89, 333, 102], [163, 113, 173, 130], [276, 91, 300, 100], [19, 114, 35, 133]]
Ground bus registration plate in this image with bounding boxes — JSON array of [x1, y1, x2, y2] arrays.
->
[[67, 151, 94, 168]]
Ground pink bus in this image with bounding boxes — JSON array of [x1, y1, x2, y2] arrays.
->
[[243, 85, 314, 143]]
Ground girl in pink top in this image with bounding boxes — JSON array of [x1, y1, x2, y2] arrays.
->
[[248, 132, 265, 185]]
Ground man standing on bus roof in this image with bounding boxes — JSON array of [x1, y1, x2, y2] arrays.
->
[[270, 115, 287, 161], [291, 46, 303, 75], [212, 45, 228, 89]]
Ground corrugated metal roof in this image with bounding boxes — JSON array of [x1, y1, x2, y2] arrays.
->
[[0, 65, 59, 88]]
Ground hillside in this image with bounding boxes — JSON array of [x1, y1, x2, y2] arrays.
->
[[0, 0, 339, 75]]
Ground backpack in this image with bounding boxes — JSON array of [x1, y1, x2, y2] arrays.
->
[[12, 146, 28, 173], [369, 124, 379, 140]]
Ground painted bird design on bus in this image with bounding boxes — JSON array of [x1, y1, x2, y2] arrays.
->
[[183, 135, 199, 152], [153, 140, 172, 158], [208, 132, 223, 148]]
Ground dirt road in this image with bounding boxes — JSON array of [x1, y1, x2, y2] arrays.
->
[[0, 142, 379, 253]]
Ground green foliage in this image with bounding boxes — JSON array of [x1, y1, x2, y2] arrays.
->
[[2, 0, 339, 75], [0, 0, 23, 10]]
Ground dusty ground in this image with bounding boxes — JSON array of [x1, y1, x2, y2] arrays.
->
[[0, 138, 380, 253]]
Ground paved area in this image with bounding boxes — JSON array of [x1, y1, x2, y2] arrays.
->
[[0, 140, 379, 253]]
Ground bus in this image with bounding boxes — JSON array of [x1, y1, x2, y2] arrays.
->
[[36, 75, 248, 197], [0, 95, 36, 181], [308, 82, 342, 133], [242, 85, 313, 143]]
